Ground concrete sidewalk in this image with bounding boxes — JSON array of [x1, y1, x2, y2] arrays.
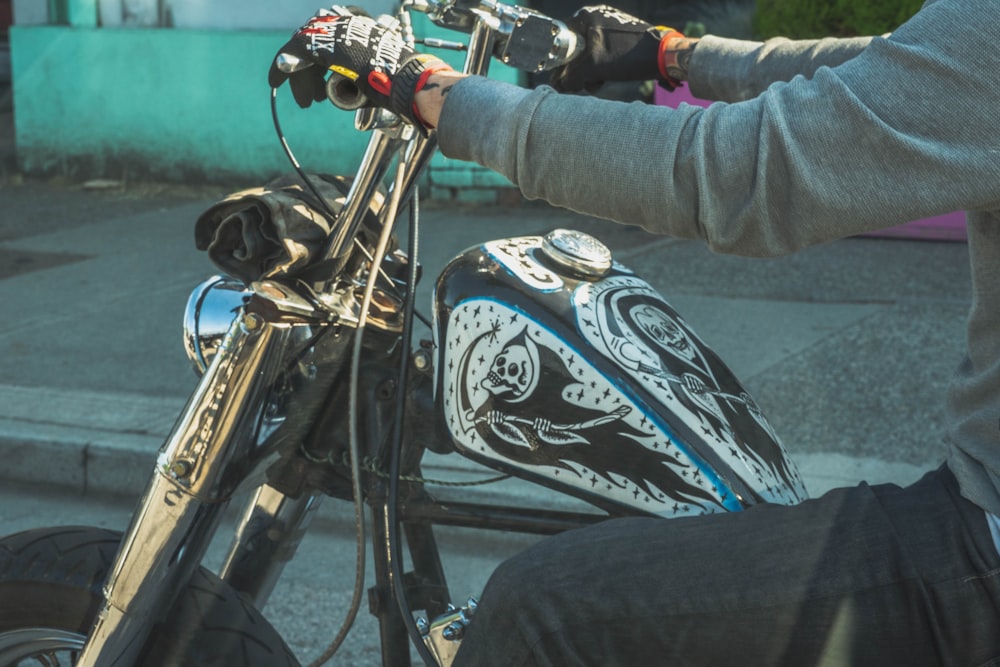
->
[[0, 178, 971, 508]]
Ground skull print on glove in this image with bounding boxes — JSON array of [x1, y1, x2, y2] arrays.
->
[[268, 7, 453, 128]]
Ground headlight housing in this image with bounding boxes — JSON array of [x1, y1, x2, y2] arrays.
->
[[182, 276, 250, 375]]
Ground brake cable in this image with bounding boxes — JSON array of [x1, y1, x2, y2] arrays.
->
[[269, 88, 431, 329], [301, 160, 410, 667], [386, 182, 445, 667], [271, 80, 442, 665]]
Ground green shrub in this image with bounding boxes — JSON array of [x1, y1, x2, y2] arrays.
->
[[754, 0, 924, 38]]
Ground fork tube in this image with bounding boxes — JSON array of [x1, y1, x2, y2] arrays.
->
[[217, 483, 323, 609], [464, 15, 496, 76], [327, 12, 495, 269], [366, 134, 436, 228], [324, 130, 400, 265], [75, 309, 294, 667]]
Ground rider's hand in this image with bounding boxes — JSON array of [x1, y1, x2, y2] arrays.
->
[[268, 7, 453, 128], [550, 5, 685, 94]]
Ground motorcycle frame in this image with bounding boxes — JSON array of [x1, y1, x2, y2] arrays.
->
[[73, 3, 603, 666]]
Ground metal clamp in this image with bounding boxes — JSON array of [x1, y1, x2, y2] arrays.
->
[[418, 598, 478, 666]]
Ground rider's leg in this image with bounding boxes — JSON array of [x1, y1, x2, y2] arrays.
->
[[453, 464, 1000, 666]]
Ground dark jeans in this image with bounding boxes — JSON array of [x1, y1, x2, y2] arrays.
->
[[454, 465, 1000, 666]]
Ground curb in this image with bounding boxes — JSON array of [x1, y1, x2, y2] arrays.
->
[[0, 384, 177, 496], [0, 383, 935, 508]]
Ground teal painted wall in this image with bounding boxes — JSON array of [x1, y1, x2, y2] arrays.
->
[[10, 18, 520, 194], [11, 26, 369, 182]]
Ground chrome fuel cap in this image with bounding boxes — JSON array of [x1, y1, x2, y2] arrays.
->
[[540, 228, 613, 278]]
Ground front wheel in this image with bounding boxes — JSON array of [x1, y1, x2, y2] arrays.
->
[[0, 526, 300, 666]]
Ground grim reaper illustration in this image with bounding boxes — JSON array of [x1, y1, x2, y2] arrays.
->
[[450, 317, 723, 510], [585, 280, 801, 495]]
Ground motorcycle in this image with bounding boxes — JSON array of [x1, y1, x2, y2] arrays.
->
[[0, 0, 808, 665]]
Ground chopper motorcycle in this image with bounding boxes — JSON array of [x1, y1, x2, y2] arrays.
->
[[0, 0, 808, 664]]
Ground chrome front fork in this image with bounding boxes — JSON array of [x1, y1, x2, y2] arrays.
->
[[217, 483, 323, 609], [75, 307, 296, 667]]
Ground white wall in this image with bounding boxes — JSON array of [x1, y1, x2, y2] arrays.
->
[[105, 0, 162, 26], [12, 0, 48, 25], [99, 0, 398, 28]]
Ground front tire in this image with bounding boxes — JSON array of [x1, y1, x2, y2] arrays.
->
[[0, 526, 300, 666]]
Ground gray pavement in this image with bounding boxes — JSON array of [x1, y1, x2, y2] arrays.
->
[[0, 177, 970, 662], [0, 477, 539, 663], [0, 179, 964, 497]]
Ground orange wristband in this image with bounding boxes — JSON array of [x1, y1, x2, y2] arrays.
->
[[656, 28, 686, 87]]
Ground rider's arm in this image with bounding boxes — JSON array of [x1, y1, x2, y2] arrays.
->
[[429, 0, 1000, 257], [415, 34, 701, 129], [688, 35, 873, 102], [415, 34, 702, 127], [416, 29, 875, 123]]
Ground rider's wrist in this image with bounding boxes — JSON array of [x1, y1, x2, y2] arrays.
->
[[390, 55, 453, 131], [410, 64, 454, 130], [657, 30, 698, 86], [414, 70, 467, 131]]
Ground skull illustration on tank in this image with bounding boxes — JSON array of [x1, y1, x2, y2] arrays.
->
[[481, 329, 540, 403]]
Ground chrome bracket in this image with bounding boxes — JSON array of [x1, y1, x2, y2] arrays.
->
[[418, 598, 478, 667]]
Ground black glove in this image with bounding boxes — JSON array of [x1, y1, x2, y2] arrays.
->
[[268, 8, 452, 127], [550, 5, 683, 94]]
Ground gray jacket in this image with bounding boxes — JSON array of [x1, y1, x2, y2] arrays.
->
[[437, 0, 1000, 514]]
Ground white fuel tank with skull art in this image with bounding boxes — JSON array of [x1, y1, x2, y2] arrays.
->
[[433, 230, 808, 517]]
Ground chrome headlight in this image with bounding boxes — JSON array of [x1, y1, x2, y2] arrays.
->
[[183, 276, 250, 375]]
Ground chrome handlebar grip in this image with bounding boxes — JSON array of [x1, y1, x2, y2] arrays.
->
[[326, 71, 369, 111]]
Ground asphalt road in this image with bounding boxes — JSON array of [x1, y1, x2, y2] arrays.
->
[[0, 175, 971, 664], [0, 477, 542, 664]]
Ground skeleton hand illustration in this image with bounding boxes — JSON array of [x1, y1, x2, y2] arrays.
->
[[474, 406, 632, 450], [682, 373, 710, 394], [533, 417, 553, 433]]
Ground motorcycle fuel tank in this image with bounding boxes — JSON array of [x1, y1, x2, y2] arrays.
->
[[433, 230, 807, 518]]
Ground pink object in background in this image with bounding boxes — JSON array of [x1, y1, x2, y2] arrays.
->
[[654, 83, 711, 109], [654, 85, 967, 242]]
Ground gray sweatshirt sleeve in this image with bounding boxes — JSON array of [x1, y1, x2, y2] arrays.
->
[[688, 34, 873, 102], [437, 0, 1000, 257]]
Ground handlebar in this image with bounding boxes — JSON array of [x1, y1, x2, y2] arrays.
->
[[418, 0, 581, 72], [324, 0, 581, 111], [316, 0, 579, 268]]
